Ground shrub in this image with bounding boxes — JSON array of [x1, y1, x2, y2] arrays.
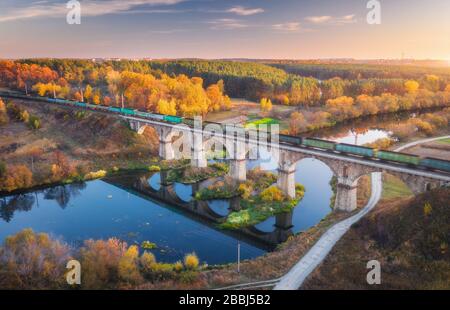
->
[[174, 260, 184, 272], [148, 165, 161, 172], [19, 110, 29, 123], [179, 270, 199, 284], [79, 238, 127, 289], [0, 229, 72, 289], [118, 245, 142, 284], [149, 263, 175, 281], [238, 183, 252, 199], [424, 202, 433, 216], [84, 170, 107, 180], [260, 186, 284, 202], [141, 241, 157, 249], [139, 251, 157, 275], [0, 164, 33, 192], [28, 115, 41, 129], [184, 253, 199, 270]]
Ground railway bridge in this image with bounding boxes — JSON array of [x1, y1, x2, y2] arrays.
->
[[126, 116, 450, 212]]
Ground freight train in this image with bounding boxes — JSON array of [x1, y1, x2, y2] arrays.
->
[[1, 91, 449, 174]]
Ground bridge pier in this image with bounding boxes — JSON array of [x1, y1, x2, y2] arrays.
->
[[277, 164, 296, 199], [157, 127, 175, 160], [334, 177, 358, 212], [191, 131, 207, 168], [228, 138, 247, 182], [229, 159, 246, 182]]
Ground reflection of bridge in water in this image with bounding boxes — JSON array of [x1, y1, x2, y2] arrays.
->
[[103, 171, 294, 251]]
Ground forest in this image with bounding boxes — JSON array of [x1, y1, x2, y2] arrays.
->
[[1, 59, 450, 131], [0, 59, 231, 117]]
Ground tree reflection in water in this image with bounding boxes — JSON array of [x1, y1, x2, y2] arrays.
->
[[0, 183, 86, 222], [0, 194, 35, 222]]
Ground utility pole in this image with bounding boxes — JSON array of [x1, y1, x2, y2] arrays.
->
[[237, 240, 241, 273]]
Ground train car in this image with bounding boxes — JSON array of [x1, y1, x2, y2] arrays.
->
[[74, 102, 87, 108], [420, 157, 450, 173], [108, 107, 121, 113], [136, 111, 164, 120], [279, 134, 302, 145], [376, 150, 420, 166], [163, 115, 183, 124], [93, 104, 111, 111], [120, 108, 136, 116], [335, 143, 374, 157], [302, 138, 336, 150]]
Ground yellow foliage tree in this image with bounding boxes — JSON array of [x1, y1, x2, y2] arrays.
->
[[157, 99, 177, 116], [404, 80, 419, 93], [260, 186, 284, 202], [184, 252, 199, 270], [84, 85, 93, 102], [260, 98, 273, 112], [118, 245, 142, 284]]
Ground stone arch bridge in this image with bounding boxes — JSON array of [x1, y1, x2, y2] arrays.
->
[[126, 116, 450, 212]]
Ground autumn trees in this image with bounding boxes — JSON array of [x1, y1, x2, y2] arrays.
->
[[0, 98, 7, 125], [0, 164, 33, 192]]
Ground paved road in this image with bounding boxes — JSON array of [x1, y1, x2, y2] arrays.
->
[[274, 135, 450, 290]]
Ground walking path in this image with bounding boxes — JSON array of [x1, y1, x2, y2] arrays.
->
[[274, 135, 450, 290]]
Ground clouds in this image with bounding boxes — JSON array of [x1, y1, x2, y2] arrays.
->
[[0, 0, 187, 23], [272, 22, 301, 32], [207, 18, 249, 30], [227, 6, 264, 16], [305, 14, 357, 25]]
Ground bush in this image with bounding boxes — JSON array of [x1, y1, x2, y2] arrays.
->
[[118, 245, 142, 284], [141, 241, 157, 249], [28, 115, 41, 129], [238, 183, 253, 199], [79, 238, 127, 289], [174, 260, 184, 272], [0, 164, 33, 192], [139, 251, 157, 275], [148, 165, 161, 172], [260, 186, 285, 202], [84, 170, 107, 180], [184, 253, 199, 270], [0, 229, 72, 289]]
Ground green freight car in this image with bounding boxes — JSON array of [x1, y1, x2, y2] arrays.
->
[[120, 108, 136, 116], [163, 115, 183, 124], [335, 143, 374, 157], [108, 107, 121, 113], [279, 134, 301, 145], [302, 138, 336, 150], [420, 157, 450, 173], [376, 150, 420, 165]]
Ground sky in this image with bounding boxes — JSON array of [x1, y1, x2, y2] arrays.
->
[[0, 0, 449, 60]]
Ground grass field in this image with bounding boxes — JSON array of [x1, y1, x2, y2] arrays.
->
[[437, 138, 450, 145], [245, 117, 280, 128], [382, 173, 413, 200]]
